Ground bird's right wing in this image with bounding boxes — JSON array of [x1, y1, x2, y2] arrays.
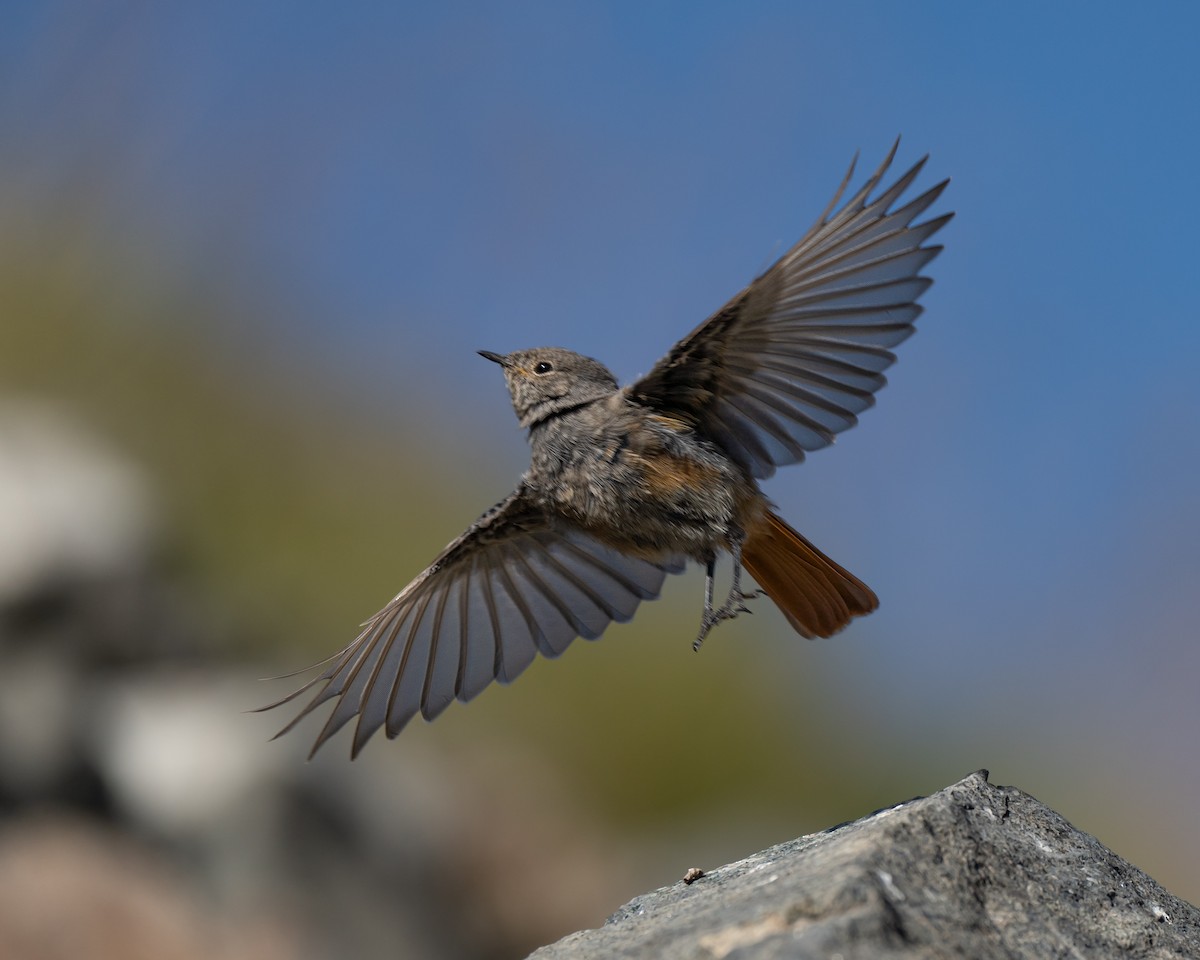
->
[[629, 140, 951, 479], [261, 483, 684, 758]]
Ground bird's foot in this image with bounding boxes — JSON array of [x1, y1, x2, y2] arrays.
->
[[693, 589, 764, 651]]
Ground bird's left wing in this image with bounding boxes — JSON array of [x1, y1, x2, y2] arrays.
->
[[262, 483, 684, 758], [629, 140, 951, 479]]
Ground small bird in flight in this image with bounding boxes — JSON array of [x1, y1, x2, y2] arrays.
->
[[266, 140, 951, 758]]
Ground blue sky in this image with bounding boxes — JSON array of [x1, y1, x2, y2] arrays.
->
[[2, 0, 1198, 895]]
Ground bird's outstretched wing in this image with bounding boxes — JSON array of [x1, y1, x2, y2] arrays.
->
[[629, 139, 952, 479], [263, 484, 684, 758]]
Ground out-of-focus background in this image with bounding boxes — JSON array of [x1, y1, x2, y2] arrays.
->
[[1, 3, 1197, 958]]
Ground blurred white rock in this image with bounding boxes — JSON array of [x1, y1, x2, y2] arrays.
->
[[0, 399, 158, 606]]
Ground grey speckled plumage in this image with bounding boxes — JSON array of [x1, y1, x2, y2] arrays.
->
[[264, 140, 952, 758]]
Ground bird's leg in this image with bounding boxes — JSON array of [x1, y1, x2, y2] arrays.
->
[[694, 555, 717, 651], [693, 537, 763, 651], [716, 535, 766, 617]]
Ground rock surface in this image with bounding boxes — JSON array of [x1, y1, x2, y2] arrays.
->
[[529, 770, 1199, 959]]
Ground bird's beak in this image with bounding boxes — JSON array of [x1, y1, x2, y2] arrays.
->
[[478, 350, 507, 366]]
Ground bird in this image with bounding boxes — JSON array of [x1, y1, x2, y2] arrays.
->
[[264, 140, 951, 758]]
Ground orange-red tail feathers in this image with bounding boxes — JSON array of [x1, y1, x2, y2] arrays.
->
[[742, 511, 878, 639]]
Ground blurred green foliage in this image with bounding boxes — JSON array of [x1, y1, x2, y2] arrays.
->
[[0, 217, 452, 657]]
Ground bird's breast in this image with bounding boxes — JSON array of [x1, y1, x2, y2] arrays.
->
[[534, 412, 758, 560]]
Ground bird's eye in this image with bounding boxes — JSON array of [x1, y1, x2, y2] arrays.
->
[[533, 361, 553, 374]]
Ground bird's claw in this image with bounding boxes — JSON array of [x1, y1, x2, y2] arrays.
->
[[693, 589, 764, 651]]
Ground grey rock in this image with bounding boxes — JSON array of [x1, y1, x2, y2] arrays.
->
[[529, 770, 1199, 959]]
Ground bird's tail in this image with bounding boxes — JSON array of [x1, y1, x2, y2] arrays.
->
[[742, 510, 878, 639]]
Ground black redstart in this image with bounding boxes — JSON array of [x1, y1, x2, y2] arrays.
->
[[267, 140, 951, 758]]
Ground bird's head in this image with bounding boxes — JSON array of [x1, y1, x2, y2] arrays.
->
[[479, 347, 618, 428]]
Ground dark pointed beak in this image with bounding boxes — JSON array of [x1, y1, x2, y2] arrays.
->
[[478, 350, 507, 366]]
